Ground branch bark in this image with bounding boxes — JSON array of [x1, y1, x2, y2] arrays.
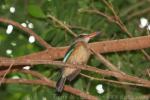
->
[[0, 59, 150, 88], [0, 69, 98, 100], [0, 78, 97, 100], [5, 35, 150, 61]]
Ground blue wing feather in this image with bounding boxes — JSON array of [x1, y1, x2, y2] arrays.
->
[[63, 43, 76, 62]]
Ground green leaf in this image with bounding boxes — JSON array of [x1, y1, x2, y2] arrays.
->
[[28, 5, 46, 18]]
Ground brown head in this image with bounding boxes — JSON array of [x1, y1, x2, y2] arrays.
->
[[76, 32, 100, 43]]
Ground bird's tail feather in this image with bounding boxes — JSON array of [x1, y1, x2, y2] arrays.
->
[[56, 77, 66, 93]]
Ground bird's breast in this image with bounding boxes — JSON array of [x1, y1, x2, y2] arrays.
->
[[67, 44, 90, 64]]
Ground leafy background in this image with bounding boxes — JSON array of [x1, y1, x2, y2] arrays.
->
[[0, 0, 150, 100]]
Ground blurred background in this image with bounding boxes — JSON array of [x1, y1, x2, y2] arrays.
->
[[0, 0, 150, 100]]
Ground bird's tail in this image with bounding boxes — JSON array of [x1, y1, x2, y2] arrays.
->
[[56, 76, 66, 93]]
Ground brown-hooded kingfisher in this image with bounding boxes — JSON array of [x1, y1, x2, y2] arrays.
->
[[56, 32, 100, 93]]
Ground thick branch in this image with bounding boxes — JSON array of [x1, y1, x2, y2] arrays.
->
[[0, 69, 97, 100], [0, 59, 150, 88], [0, 18, 150, 61], [0, 78, 97, 100], [7, 35, 150, 61]]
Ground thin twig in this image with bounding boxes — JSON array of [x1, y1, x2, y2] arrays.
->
[[102, 1, 150, 60], [79, 9, 115, 23], [99, 1, 150, 60], [0, 61, 14, 85], [121, 1, 146, 17], [127, 7, 150, 21], [81, 1, 150, 61], [90, 48, 123, 73], [80, 73, 149, 88], [47, 14, 77, 37]]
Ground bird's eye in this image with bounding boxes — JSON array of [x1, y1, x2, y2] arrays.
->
[[76, 34, 88, 39], [78, 35, 83, 38]]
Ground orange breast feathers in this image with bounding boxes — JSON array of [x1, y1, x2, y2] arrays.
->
[[67, 42, 90, 64]]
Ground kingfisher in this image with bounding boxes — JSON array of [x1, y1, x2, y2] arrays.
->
[[56, 32, 100, 93]]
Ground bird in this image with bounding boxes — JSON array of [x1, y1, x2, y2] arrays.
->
[[56, 32, 100, 93]]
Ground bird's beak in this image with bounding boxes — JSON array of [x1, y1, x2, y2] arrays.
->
[[86, 32, 100, 39]]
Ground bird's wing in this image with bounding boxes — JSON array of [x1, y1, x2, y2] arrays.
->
[[63, 43, 76, 62]]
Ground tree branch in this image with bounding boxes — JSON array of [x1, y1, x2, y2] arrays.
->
[[0, 59, 150, 88], [0, 69, 98, 100], [0, 78, 97, 100], [6, 35, 150, 61]]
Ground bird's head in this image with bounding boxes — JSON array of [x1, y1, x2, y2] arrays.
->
[[76, 32, 100, 43]]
